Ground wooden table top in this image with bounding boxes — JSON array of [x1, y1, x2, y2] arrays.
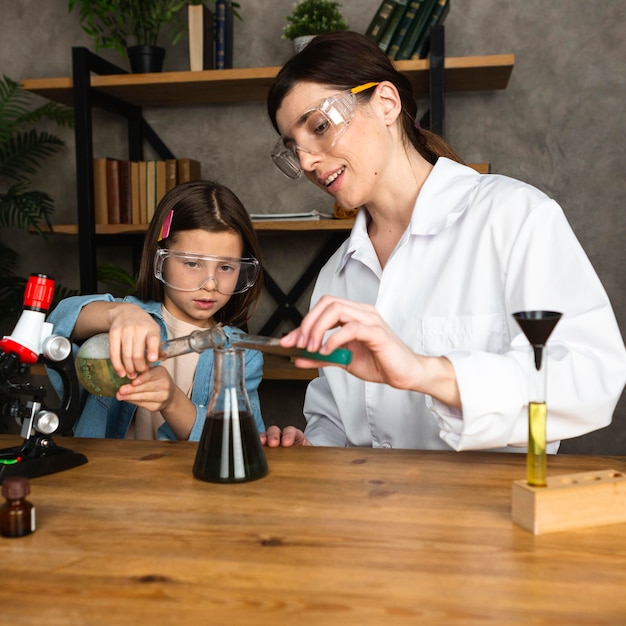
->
[[0, 435, 624, 625]]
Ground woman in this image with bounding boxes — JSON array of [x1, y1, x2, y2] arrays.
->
[[261, 31, 626, 450]]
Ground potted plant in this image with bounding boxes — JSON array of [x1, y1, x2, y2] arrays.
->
[[283, 0, 348, 52], [0, 76, 75, 331], [68, 0, 241, 73]]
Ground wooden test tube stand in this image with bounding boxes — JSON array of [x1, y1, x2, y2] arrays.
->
[[512, 469, 626, 534]]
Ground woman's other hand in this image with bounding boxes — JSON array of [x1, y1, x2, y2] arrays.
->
[[261, 425, 312, 447]]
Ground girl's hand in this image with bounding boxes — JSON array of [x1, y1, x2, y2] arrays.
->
[[116, 366, 176, 413], [106, 303, 162, 378], [117, 366, 196, 440]]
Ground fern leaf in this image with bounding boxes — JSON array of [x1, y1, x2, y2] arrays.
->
[[0, 184, 55, 230], [0, 130, 66, 183]]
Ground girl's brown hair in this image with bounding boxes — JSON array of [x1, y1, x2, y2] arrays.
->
[[267, 30, 463, 165], [135, 180, 263, 329]]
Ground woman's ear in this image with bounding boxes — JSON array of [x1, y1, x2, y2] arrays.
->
[[374, 81, 403, 126]]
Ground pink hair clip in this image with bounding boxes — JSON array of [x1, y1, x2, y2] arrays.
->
[[158, 210, 174, 241]]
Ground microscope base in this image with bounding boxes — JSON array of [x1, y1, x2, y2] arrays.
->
[[0, 436, 88, 483]]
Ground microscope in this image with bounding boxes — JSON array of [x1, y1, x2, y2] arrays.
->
[[0, 273, 87, 482]]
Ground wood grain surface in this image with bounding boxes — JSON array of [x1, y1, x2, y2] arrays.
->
[[0, 435, 624, 625]]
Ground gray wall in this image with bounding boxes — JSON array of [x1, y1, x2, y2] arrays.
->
[[2, 1, 624, 452]]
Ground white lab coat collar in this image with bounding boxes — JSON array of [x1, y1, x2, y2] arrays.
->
[[338, 158, 481, 273]]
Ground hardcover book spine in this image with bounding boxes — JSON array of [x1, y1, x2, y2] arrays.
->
[[411, 0, 450, 59], [188, 3, 215, 71], [387, 0, 425, 60], [377, 0, 409, 53], [130, 161, 140, 224], [138, 161, 148, 224], [156, 160, 166, 208], [365, 0, 399, 43], [117, 159, 132, 224], [394, 0, 436, 61], [105, 158, 121, 225], [177, 159, 202, 184], [215, 0, 233, 70], [93, 158, 108, 225], [146, 161, 157, 223], [165, 159, 178, 192]]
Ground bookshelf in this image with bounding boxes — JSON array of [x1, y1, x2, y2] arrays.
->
[[21, 38, 514, 335], [21, 55, 513, 108]]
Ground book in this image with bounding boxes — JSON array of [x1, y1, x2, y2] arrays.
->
[[215, 0, 233, 70], [377, 1, 409, 54], [248, 210, 332, 221], [146, 160, 157, 223], [92, 158, 108, 225], [156, 160, 166, 208], [118, 159, 132, 224], [138, 161, 148, 223], [130, 161, 140, 224], [365, 0, 399, 43], [411, 0, 450, 59], [387, 0, 425, 60], [394, 0, 436, 61], [188, 3, 215, 71], [177, 158, 202, 183], [165, 158, 178, 192], [105, 158, 121, 224]]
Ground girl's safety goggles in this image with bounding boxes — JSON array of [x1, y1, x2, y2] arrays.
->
[[154, 248, 259, 295]]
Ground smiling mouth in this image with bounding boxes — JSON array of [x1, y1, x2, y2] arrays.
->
[[324, 166, 345, 187]]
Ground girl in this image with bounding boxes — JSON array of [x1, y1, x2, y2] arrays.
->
[[262, 31, 626, 450], [49, 180, 265, 441]]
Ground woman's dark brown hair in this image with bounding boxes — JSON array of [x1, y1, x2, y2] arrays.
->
[[267, 30, 463, 165], [135, 180, 263, 329]]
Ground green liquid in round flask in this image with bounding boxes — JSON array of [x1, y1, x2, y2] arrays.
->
[[75, 329, 228, 397]]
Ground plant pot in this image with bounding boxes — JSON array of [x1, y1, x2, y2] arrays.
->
[[127, 45, 166, 73], [293, 35, 316, 53]]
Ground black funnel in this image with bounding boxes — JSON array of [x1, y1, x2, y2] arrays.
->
[[513, 311, 562, 370]]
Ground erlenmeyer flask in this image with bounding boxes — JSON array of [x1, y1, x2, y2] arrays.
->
[[193, 348, 268, 483]]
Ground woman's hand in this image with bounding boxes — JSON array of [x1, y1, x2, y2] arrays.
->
[[261, 425, 312, 447], [280, 295, 461, 408]]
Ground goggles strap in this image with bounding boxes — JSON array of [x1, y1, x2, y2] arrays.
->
[[351, 82, 380, 94]]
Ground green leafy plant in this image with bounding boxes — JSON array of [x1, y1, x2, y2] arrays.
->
[[69, 0, 242, 58], [68, 0, 187, 57], [0, 76, 75, 329], [283, 0, 348, 40], [97, 263, 136, 297]]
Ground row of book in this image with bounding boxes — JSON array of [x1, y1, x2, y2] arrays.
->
[[365, 0, 450, 61], [187, 0, 234, 71], [93, 158, 202, 225]]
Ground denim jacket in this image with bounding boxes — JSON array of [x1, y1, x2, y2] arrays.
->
[[47, 294, 264, 440]]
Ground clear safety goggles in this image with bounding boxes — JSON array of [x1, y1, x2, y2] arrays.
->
[[271, 82, 380, 179], [154, 248, 260, 295]]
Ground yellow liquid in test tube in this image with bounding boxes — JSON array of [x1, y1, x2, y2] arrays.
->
[[527, 401, 547, 486]]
